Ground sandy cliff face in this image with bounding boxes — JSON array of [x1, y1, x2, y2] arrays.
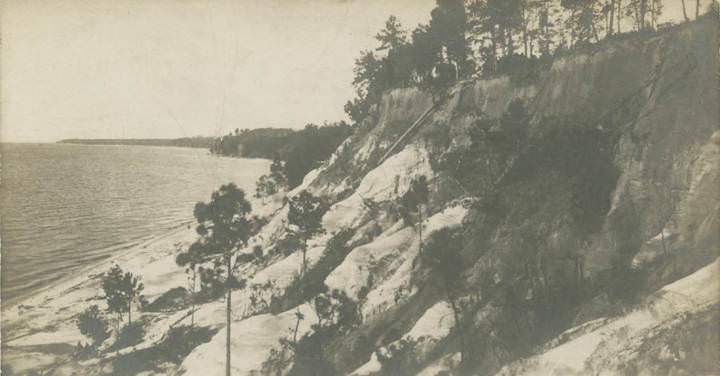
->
[[286, 15, 718, 375], [3, 16, 717, 376]]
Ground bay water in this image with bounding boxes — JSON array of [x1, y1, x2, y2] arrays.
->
[[0, 143, 269, 305]]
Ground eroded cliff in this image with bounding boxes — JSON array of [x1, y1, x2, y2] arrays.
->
[[2, 15, 717, 376]]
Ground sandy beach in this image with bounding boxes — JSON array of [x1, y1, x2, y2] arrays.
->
[[1, 222, 198, 374]]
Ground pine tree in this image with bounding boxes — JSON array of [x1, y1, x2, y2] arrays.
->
[[401, 175, 430, 255], [192, 183, 254, 376], [101, 264, 144, 327], [375, 15, 408, 51], [287, 190, 328, 343]]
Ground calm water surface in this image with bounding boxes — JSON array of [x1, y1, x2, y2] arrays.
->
[[1, 143, 269, 304]]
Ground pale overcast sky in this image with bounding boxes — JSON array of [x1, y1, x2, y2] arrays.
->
[[1, 0, 435, 142], [0, 0, 711, 142]]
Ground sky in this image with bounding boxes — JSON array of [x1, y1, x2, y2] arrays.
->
[[0, 0, 712, 143], [1, 0, 435, 142]]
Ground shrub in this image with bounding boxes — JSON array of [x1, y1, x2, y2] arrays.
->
[[271, 228, 356, 313], [76, 305, 110, 346], [158, 325, 217, 363], [256, 158, 288, 199], [196, 265, 227, 301], [399, 175, 429, 226], [376, 339, 420, 376], [270, 289, 360, 376], [261, 337, 295, 376], [109, 321, 146, 351], [143, 287, 190, 313]]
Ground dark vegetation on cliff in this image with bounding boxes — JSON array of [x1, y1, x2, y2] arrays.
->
[[28, 2, 715, 376], [211, 124, 353, 189], [257, 8, 718, 375]]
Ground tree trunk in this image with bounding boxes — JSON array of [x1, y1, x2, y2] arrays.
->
[[617, 0, 623, 33], [293, 239, 308, 344], [570, 9, 577, 47], [293, 309, 302, 343], [650, 0, 655, 28], [128, 303, 132, 326], [507, 27, 514, 55], [696, 0, 701, 18], [539, 6, 549, 56], [591, 18, 601, 43], [191, 268, 197, 327], [640, 0, 647, 29], [418, 205, 423, 255], [522, 5, 529, 56], [606, 5, 610, 36], [609, 0, 616, 36], [529, 39, 534, 57], [491, 27, 498, 72], [681, 0, 690, 21], [449, 297, 464, 366], [302, 249, 307, 278], [226, 256, 232, 376]]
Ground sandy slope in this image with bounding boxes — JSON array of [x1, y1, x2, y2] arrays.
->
[[496, 257, 720, 376]]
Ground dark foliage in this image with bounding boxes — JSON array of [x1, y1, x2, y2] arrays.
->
[[210, 128, 293, 158], [76, 305, 110, 346], [489, 53, 553, 84], [101, 264, 145, 326], [508, 115, 618, 232], [158, 325, 217, 363], [271, 228, 356, 313], [282, 124, 352, 188], [211, 123, 352, 190], [422, 227, 471, 368], [376, 339, 421, 376], [109, 321, 146, 352], [439, 99, 529, 193], [399, 175, 430, 226], [108, 325, 218, 376], [143, 287, 190, 313], [287, 290, 361, 376], [256, 157, 288, 198], [288, 191, 329, 244], [346, 1, 472, 124]]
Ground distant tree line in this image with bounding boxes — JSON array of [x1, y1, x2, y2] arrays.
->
[[59, 137, 215, 148], [212, 123, 353, 190], [345, 0, 714, 125], [209, 128, 294, 158]]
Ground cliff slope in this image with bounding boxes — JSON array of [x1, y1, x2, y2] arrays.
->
[[2, 15, 717, 376]]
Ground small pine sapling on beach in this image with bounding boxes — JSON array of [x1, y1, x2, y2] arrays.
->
[[101, 264, 144, 328]]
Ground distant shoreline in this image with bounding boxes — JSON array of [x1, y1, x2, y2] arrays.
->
[[57, 137, 214, 149]]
